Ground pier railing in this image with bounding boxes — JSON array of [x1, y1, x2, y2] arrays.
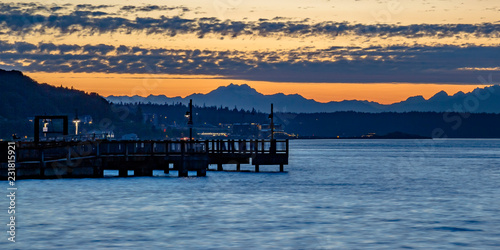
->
[[207, 139, 288, 154]]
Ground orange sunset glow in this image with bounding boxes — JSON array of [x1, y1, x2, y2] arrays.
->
[[28, 72, 491, 104]]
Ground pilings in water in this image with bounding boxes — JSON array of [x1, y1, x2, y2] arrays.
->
[[119, 169, 128, 177], [176, 162, 188, 177], [136, 167, 153, 177], [206, 139, 288, 173], [0, 139, 288, 179]]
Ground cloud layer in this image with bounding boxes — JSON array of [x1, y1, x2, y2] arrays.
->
[[0, 41, 498, 83], [1, 2, 499, 39]]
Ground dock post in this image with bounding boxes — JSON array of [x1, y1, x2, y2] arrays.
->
[[255, 165, 259, 172], [197, 168, 206, 177], [125, 142, 129, 161], [178, 141, 188, 177], [119, 169, 128, 177], [139, 167, 153, 177], [94, 143, 103, 178], [217, 163, 223, 171], [93, 159, 103, 178], [178, 163, 188, 177], [280, 164, 284, 172], [164, 142, 170, 174], [66, 145, 71, 166], [135, 167, 143, 176], [237, 163, 241, 172], [39, 148, 45, 177]]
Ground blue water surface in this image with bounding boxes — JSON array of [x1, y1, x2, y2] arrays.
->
[[3, 139, 500, 249]]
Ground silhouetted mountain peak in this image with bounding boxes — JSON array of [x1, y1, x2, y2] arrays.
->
[[147, 94, 167, 98], [429, 90, 449, 101], [404, 95, 426, 103], [0, 68, 39, 91], [0, 68, 23, 76], [471, 85, 500, 96], [211, 83, 260, 96]]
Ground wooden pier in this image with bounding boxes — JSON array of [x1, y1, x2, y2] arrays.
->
[[0, 139, 289, 179]]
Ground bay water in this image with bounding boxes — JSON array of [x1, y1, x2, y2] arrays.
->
[[3, 139, 500, 249]]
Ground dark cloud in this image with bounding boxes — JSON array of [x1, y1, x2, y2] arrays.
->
[[13, 41, 37, 53], [57, 44, 82, 53], [75, 4, 113, 11], [0, 2, 68, 14], [73, 11, 109, 17], [119, 5, 190, 13], [116, 45, 130, 54], [82, 44, 115, 55], [50, 6, 64, 12], [0, 41, 498, 84], [39, 42, 58, 53]]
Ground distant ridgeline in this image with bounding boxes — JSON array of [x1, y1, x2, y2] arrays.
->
[[106, 83, 500, 114], [2, 68, 500, 139]]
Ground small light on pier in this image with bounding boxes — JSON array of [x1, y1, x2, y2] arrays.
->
[[73, 109, 81, 135]]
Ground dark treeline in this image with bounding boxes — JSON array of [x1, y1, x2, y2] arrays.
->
[[129, 102, 268, 125], [278, 112, 500, 138]]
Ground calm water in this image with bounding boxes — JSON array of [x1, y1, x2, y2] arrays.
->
[[3, 139, 500, 249]]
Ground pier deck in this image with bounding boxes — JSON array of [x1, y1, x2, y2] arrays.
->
[[1, 139, 289, 179]]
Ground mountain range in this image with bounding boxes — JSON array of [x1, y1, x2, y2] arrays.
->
[[106, 84, 500, 113]]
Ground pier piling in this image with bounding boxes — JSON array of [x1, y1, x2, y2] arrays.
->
[[119, 169, 128, 177]]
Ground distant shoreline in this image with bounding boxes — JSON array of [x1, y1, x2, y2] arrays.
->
[[294, 137, 432, 140], [295, 132, 432, 140]]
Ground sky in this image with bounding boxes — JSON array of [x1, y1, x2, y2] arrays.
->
[[0, 0, 499, 104]]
